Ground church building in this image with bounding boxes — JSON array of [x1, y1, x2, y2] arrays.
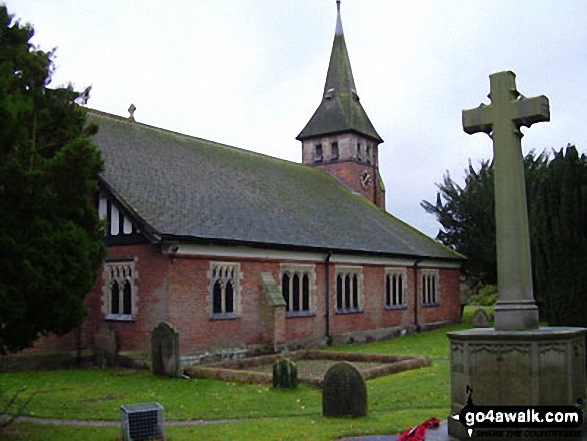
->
[[34, 2, 463, 369]]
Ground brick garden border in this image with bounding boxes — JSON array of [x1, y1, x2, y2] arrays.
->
[[185, 350, 430, 387]]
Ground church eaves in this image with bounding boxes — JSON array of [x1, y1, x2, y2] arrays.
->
[[297, 1, 383, 143]]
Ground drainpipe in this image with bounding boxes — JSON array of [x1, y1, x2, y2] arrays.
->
[[325, 251, 333, 346], [413, 258, 424, 333]]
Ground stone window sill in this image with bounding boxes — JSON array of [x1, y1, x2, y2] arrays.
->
[[286, 311, 315, 318], [422, 302, 440, 308], [106, 314, 135, 322], [210, 312, 238, 321], [336, 308, 363, 315], [385, 305, 408, 311]]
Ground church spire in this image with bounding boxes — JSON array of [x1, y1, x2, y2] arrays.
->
[[297, 1, 385, 210], [335, 0, 343, 36], [297, 1, 382, 143]]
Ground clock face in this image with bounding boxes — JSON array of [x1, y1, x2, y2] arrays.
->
[[360, 169, 372, 190]]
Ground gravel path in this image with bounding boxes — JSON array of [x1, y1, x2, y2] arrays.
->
[[1, 414, 254, 427]]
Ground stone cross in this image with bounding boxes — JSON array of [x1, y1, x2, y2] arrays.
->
[[462, 71, 549, 331]]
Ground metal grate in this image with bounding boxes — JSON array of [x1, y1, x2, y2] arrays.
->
[[120, 402, 166, 441]]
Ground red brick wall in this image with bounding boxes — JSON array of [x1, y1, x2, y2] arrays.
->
[[82, 243, 170, 352], [33, 242, 461, 361]]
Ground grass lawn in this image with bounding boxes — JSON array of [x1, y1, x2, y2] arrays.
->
[[1, 308, 490, 440]]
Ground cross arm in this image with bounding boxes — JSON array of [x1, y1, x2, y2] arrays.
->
[[462, 103, 493, 135], [513, 94, 550, 128]]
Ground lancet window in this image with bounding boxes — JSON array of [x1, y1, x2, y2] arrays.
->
[[422, 269, 440, 306], [385, 268, 407, 309], [210, 262, 241, 318], [103, 260, 136, 320], [335, 266, 363, 312], [281, 264, 315, 316]]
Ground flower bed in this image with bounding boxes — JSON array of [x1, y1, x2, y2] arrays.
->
[[185, 350, 429, 387]]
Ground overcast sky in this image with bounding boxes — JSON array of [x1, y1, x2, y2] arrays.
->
[[7, 0, 587, 239]]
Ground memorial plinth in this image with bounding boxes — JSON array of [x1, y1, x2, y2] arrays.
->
[[448, 327, 586, 440]]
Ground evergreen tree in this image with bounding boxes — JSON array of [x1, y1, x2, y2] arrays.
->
[[531, 146, 587, 326], [423, 146, 587, 326], [421, 160, 496, 286], [0, 6, 106, 353]]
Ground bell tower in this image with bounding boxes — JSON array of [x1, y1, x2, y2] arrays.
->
[[297, 0, 385, 209]]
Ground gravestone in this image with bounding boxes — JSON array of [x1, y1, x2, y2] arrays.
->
[[471, 307, 490, 328], [151, 322, 180, 377], [449, 71, 586, 440], [94, 323, 118, 367], [322, 362, 367, 417], [272, 358, 298, 389]]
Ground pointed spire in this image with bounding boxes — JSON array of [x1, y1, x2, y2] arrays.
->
[[297, 1, 382, 143], [324, 0, 355, 97], [335, 1, 343, 36]]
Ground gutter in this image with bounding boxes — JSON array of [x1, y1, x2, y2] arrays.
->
[[325, 251, 333, 346], [413, 258, 424, 332]]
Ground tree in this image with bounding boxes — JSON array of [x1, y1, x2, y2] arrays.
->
[[531, 146, 587, 326], [0, 6, 106, 354], [422, 147, 587, 327]]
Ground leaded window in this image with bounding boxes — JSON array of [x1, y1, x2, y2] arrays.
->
[[103, 260, 136, 320], [422, 269, 440, 306], [335, 266, 363, 312], [281, 264, 315, 316], [385, 268, 407, 309], [210, 262, 241, 318]]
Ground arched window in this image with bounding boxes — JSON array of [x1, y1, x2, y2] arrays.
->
[[315, 144, 323, 162], [336, 267, 363, 312], [282, 273, 290, 312], [422, 270, 439, 306], [344, 275, 351, 309], [122, 279, 132, 315], [336, 275, 343, 310], [281, 266, 314, 315], [111, 281, 120, 315], [385, 269, 407, 309], [225, 281, 234, 313], [331, 142, 339, 160], [302, 274, 310, 311], [104, 261, 136, 320], [210, 262, 240, 318], [213, 280, 223, 314], [352, 274, 359, 308], [292, 274, 300, 311]]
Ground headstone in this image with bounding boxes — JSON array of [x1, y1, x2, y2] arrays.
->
[[272, 358, 298, 389], [322, 362, 367, 417], [94, 323, 118, 367], [463, 70, 548, 331], [151, 322, 180, 377], [471, 308, 490, 328]]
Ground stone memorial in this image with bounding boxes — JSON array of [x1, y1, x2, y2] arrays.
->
[[448, 71, 586, 440], [272, 358, 298, 389], [322, 362, 367, 417], [471, 307, 490, 328], [94, 323, 118, 367], [151, 322, 180, 377]]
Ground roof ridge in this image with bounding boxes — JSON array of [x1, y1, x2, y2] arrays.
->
[[86, 107, 308, 168]]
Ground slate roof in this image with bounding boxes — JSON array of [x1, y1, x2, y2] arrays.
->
[[89, 110, 461, 261], [297, 4, 382, 143]]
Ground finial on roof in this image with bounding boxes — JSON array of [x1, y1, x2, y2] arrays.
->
[[128, 104, 136, 122], [335, 0, 343, 36]]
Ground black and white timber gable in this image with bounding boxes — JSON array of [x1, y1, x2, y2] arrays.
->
[[97, 189, 148, 245]]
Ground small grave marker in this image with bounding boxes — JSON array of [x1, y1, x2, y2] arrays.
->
[[322, 362, 367, 417], [472, 307, 491, 327], [151, 322, 180, 377]]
